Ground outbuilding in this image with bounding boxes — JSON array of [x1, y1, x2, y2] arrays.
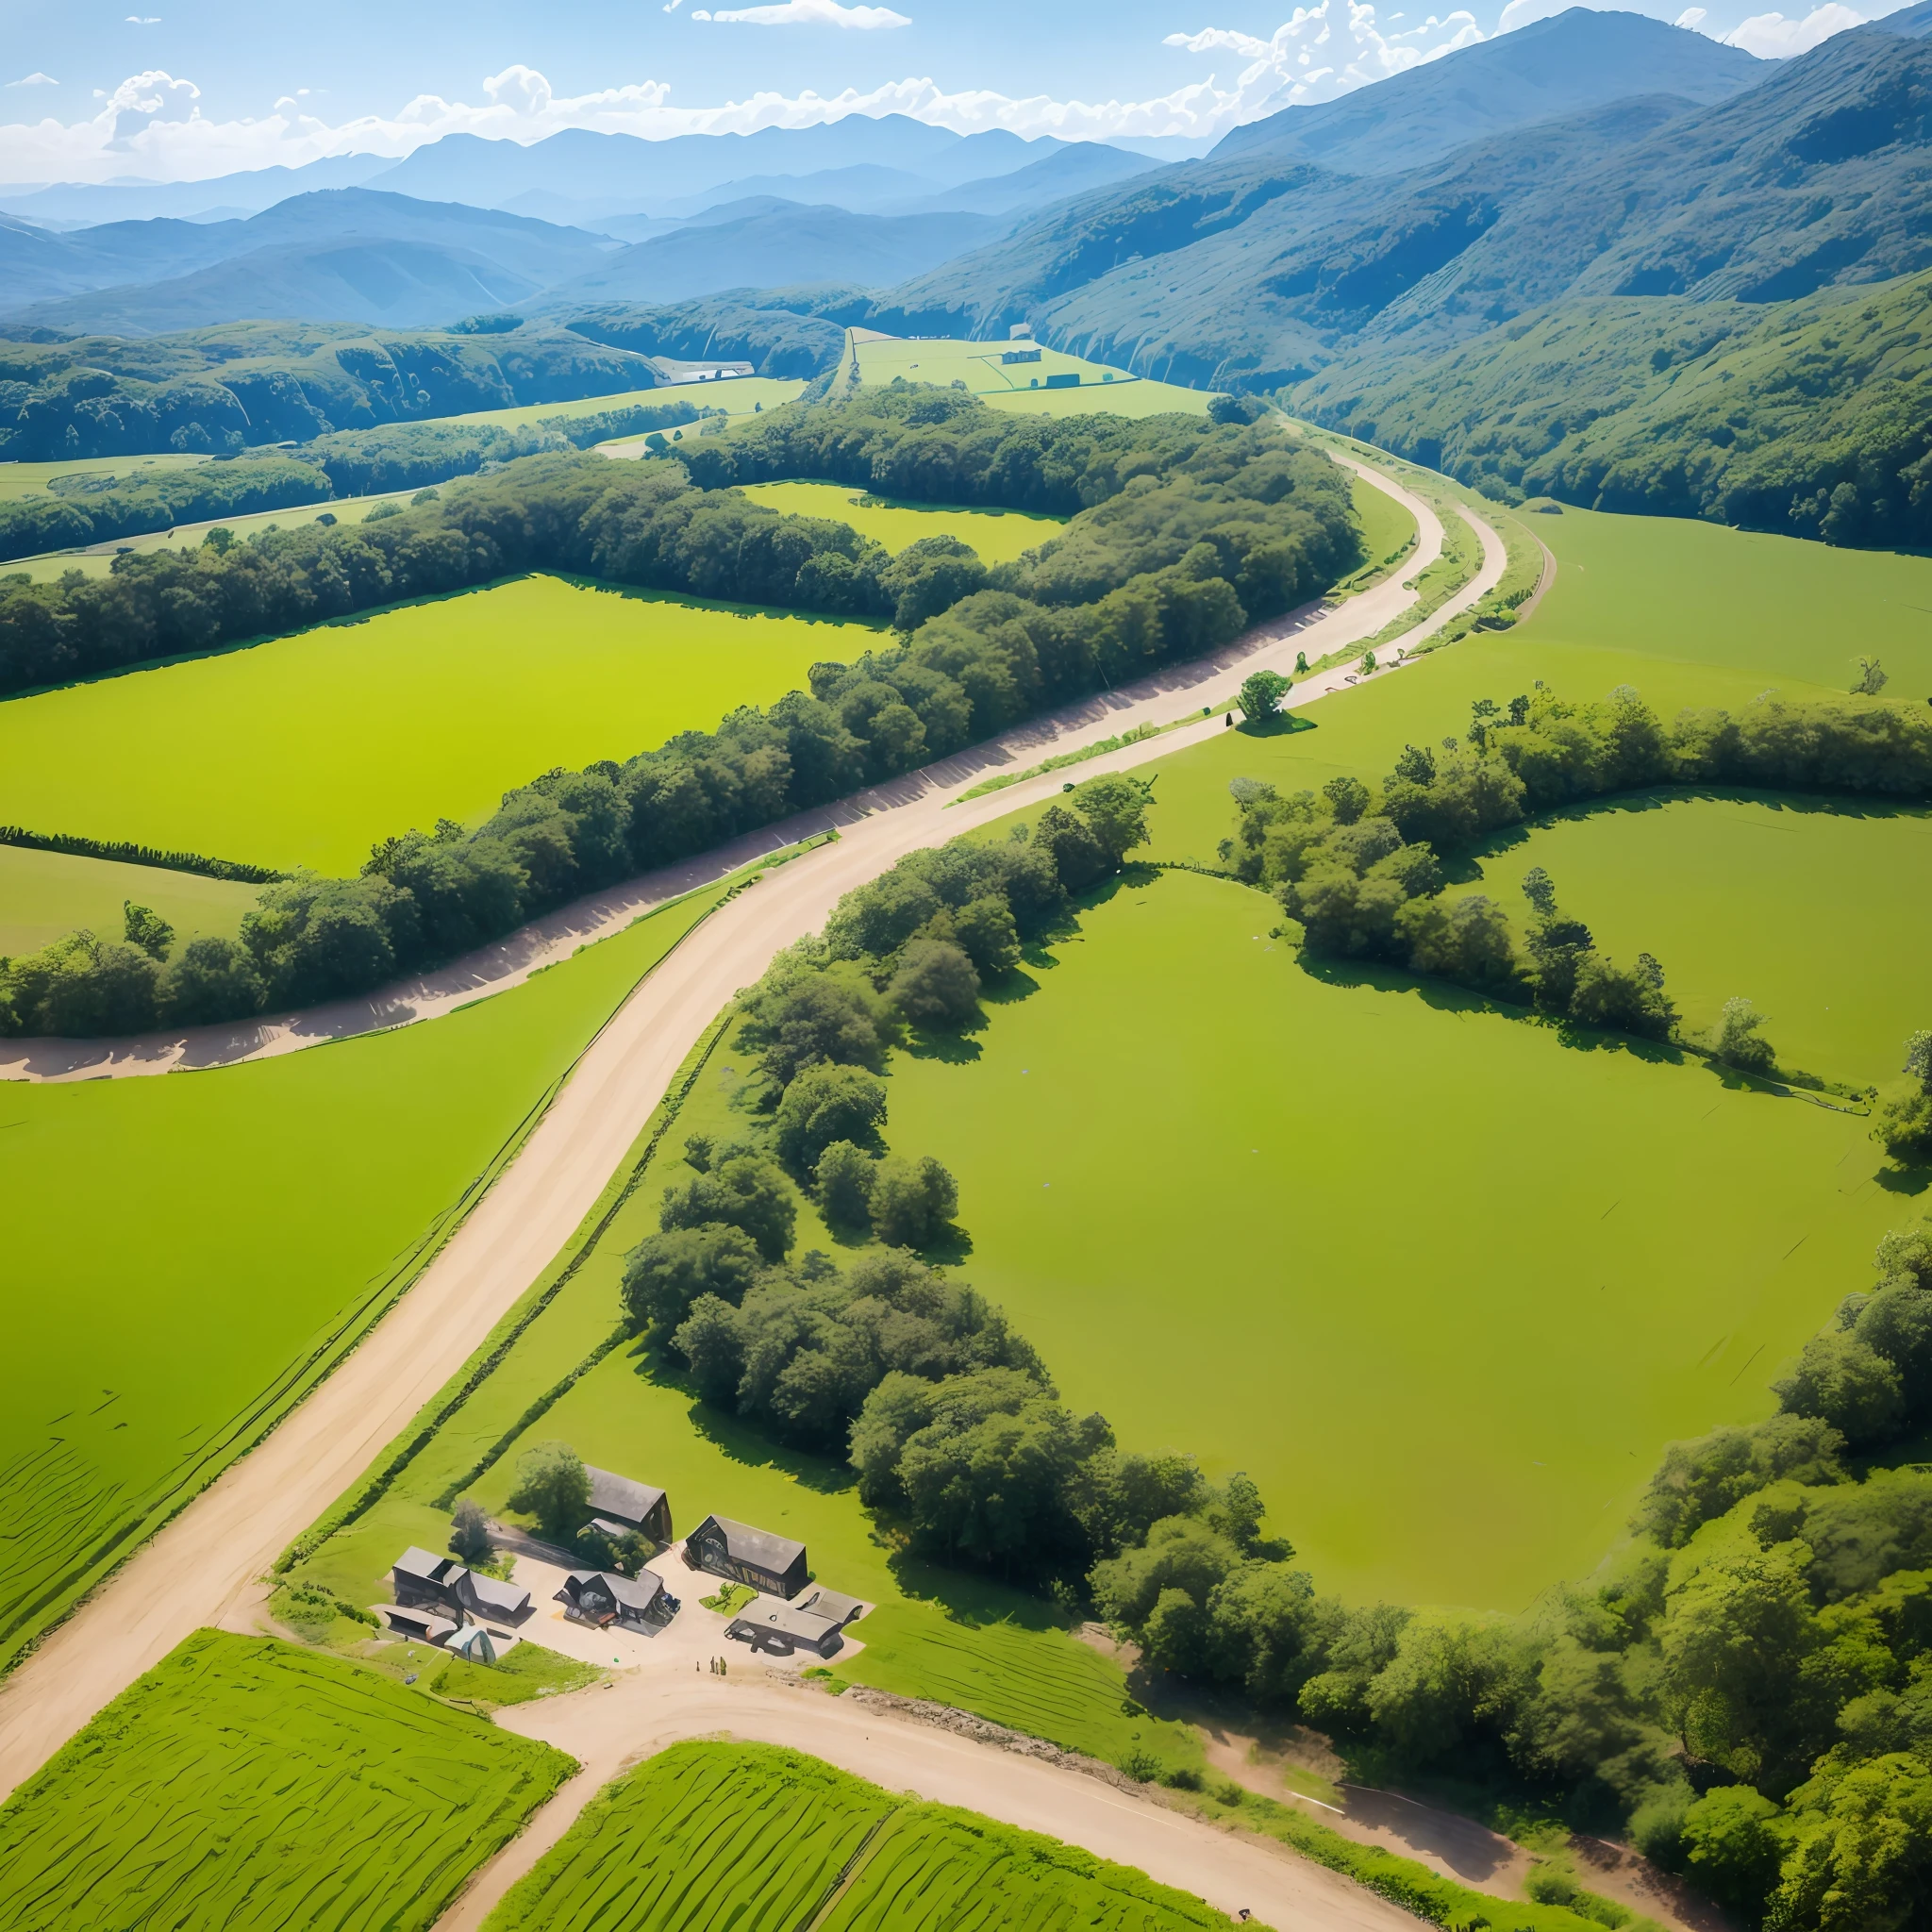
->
[[726, 1593, 845, 1658], [582, 1467, 672, 1545], [556, 1569, 671, 1631], [389, 1546, 531, 1624], [681, 1515, 808, 1600]]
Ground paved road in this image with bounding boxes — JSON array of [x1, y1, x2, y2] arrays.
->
[[0, 462, 1502, 1807], [435, 1671, 1421, 1932]]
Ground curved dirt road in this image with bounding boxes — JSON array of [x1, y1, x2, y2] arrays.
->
[[0, 467, 1503, 1805], [437, 1671, 1418, 1932], [1, 458, 1489, 1085]]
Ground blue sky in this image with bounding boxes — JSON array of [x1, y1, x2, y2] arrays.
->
[[0, 0, 1886, 183]]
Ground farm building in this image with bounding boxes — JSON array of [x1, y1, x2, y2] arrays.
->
[[377, 1603, 458, 1645], [681, 1515, 808, 1599], [556, 1569, 672, 1631], [445, 1624, 520, 1664], [390, 1546, 532, 1624], [582, 1467, 671, 1545], [797, 1586, 865, 1628], [1001, 347, 1041, 364], [725, 1594, 845, 1658]]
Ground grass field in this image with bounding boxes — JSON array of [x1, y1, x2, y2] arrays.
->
[[0, 574, 873, 872], [487, 1741, 1234, 1932], [0, 845, 257, 957], [851, 336, 1212, 418], [0, 1630, 575, 1931], [574, 376, 807, 438], [1442, 793, 1932, 1090], [0, 453, 210, 503], [1350, 473, 1416, 570], [292, 1017, 1203, 1776], [878, 865, 1904, 1612], [738, 479, 1064, 564], [0, 880, 724, 1674]]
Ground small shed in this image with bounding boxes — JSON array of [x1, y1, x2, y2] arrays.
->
[[726, 1594, 845, 1658], [584, 1467, 672, 1544], [454, 1568, 531, 1622], [445, 1624, 520, 1665], [556, 1569, 667, 1630], [378, 1603, 458, 1645], [681, 1515, 808, 1600], [797, 1586, 865, 1629]]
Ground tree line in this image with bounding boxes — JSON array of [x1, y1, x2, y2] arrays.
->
[[1224, 685, 1932, 1041], [0, 399, 707, 566], [0, 398, 1358, 1038], [584, 781, 1932, 1929]]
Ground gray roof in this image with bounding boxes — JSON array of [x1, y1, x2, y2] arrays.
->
[[728, 1595, 841, 1645], [378, 1604, 458, 1642], [392, 1546, 452, 1583], [800, 1587, 864, 1627], [559, 1569, 663, 1616], [586, 1468, 666, 1527], [455, 1569, 531, 1619], [700, 1515, 806, 1574]]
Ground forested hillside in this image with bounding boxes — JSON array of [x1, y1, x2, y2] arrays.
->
[[1293, 268, 1932, 546]]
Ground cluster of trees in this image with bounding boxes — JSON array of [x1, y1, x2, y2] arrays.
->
[[1224, 684, 1932, 1035], [1088, 1226, 1932, 1930], [0, 320, 662, 460], [492, 1444, 657, 1578], [612, 779, 1152, 1533], [1, 403, 1357, 1037]]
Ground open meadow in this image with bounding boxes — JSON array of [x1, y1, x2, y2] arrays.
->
[[852, 337, 1211, 417], [0, 574, 871, 873], [487, 1741, 1232, 1932], [291, 1017, 1204, 1775], [0, 882, 724, 1673], [0, 845, 257, 958], [737, 479, 1063, 563], [0, 1630, 574, 1931]]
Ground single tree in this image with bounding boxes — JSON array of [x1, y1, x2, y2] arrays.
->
[[870, 1154, 959, 1249], [1323, 775, 1371, 825], [506, 1441, 590, 1539], [449, 1496, 491, 1566], [660, 1151, 798, 1260], [774, 1062, 888, 1169], [1521, 866, 1558, 921], [890, 939, 981, 1029], [1391, 743, 1436, 785], [1238, 669, 1291, 723], [1854, 656, 1889, 695], [122, 901, 174, 960], [621, 1224, 761, 1340], [1711, 996, 1775, 1074], [1071, 774, 1152, 864], [814, 1139, 877, 1230]]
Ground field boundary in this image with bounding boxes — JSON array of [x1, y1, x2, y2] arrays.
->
[[0, 823, 288, 884]]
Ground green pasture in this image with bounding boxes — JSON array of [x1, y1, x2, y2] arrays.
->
[[855, 335, 1134, 395], [1350, 472, 1417, 569], [0, 845, 257, 957], [2, 486, 418, 583], [738, 479, 1063, 564], [879, 865, 1904, 1612], [1529, 503, 1932, 698], [489, 1740, 1231, 1932], [293, 1014, 1201, 1776], [0, 1630, 574, 1932], [984, 381, 1213, 420], [0, 453, 210, 503], [1443, 793, 1932, 1091], [567, 376, 805, 438], [0, 574, 871, 873], [0, 881, 724, 1674]]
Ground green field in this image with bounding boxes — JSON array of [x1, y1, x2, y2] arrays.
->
[[0, 1630, 574, 1931], [488, 1741, 1233, 1932], [576, 376, 808, 438], [739, 479, 1064, 564], [851, 336, 1211, 418], [878, 864, 1903, 1612], [1443, 792, 1932, 1089], [0, 881, 724, 1673], [292, 1016, 1202, 1775], [0, 453, 210, 503], [0, 574, 873, 872], [1349, 472, 1416, 569], [0, 845, 257, 957]]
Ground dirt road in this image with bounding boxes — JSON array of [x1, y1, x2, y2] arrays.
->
[[0, 466, 1502, 1805], [435, 1671, 1420, 1932]]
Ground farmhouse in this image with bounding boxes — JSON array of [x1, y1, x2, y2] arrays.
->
[[725, 1593, 845, 1658], [390, 1546, 532, 1624], [1001, 347, 1041, 365], [581, 1466, 671, 1545], [555, 1569, 671, 1631], [681, 1515, 808, 1599]]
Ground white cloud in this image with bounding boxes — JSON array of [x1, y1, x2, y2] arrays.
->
[[125, 15, 161, 22], [8, 73, 59, 88], [1164, 1, 1482, 119], [1674, 7, 1707, 25], [1722, 1, 1863, 55], [702, 0, 911, 23]]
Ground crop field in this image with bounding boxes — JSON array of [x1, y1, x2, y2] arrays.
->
[[487, 1742, 891, 1931], [0, 453, 211, 503], [1443, 792, 1932, 1090], [0, 574, 871, 873], [879, 865, 1903, 1611], [0, 1630, 575, 1932], [738, 479, 1063, 564], [0, 845, 257, 957], [487, 1742, 1231, 1932], [0, 879, 724, 1674], [293, 1021, 1201, 1775]]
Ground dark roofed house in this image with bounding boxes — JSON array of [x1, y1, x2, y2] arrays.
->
[[680, 1515, 808, 1600], [726, 1594, 845, 1658], [390, 1545, 531, 1625], [379, 1603, 458, 1646], [582, 1467, 671, 1544], [556, 1569, 671, 1631]]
